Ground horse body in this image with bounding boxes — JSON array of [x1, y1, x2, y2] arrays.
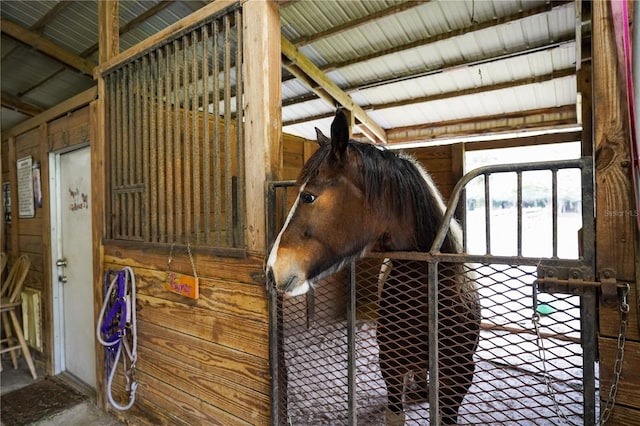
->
[[267, 110, 480, 424]]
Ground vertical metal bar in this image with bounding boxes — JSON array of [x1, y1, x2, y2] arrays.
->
[[127, 63, 135, 240], [484, 174, 491, 255], [202, 24, 211, 245], [428, 261, 440, 425], [142, 57, 151, 242], [165, 44, 174, 243], [580, 157, 595, 267], [235, 9, 244, 248], [107, 74, 116, 239], [581, 287, 597, 426], [149, 51, 158, 243], [552, 169, 558, 258], [213, 19, 222, 245], [517, 171, 523, 256], [192, 30, 201, 244], [157, 48, 166, 243], [134, 59, 143, 240], [267, 183, 276, 246], [183, 34, 192, 242], [347, 261, 357, 425], [224, 14, 233, 247], [268, 281, 280, 426], [173, 39, 182, 241], [117, 67, 125, 238]]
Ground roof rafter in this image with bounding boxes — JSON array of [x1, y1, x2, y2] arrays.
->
[[282, 0, 572, 86], [30, 1, 74, 34], [1, 92, 45, 117], [284, 67, 576, 127], [281, 35, 387, 144], [290, 1, 428, 47], [0, 17, 96, 75]]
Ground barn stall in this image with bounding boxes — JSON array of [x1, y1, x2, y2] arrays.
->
[[0, 0, 638, 425]]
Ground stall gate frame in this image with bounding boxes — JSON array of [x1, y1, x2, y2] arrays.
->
[[267, 157, 606, 425]]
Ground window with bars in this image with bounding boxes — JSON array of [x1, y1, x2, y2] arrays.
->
[[103, 5, 244, 250]]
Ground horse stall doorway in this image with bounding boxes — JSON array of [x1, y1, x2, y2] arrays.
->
[[49, 145, 96, 389], [267, 155, 598, 425]]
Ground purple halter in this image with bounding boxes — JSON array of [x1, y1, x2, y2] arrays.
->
[[101, 270, 128, 344]]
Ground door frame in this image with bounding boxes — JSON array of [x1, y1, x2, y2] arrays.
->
[[48, 143, 93, 379]]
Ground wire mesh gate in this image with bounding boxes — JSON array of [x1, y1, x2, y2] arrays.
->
[[267, 157, 596, 425]]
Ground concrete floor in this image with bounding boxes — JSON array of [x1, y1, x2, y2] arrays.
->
[[1, 357, 123, 426]]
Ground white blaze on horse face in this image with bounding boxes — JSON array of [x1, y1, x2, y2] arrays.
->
[[267, 183, 312, 296]]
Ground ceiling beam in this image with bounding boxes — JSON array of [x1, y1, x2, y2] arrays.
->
[[30, 1, 73, 33], [290, 1, 428, 47], [364, 105, 577, 146], [283, 68, 576, 127], [0, 17, 96, 75], [281, 36, 387, 144], [282, 0, 573, 86], [84, 0, 175, 57], [1, 92, 45, 117]]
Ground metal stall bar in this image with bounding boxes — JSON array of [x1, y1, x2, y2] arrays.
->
[[347, 262, 357, 425], [266, 180, 296, 426], [432, 158, 592, 254]]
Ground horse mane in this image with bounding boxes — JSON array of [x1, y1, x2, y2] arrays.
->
[[299, 141, 461, 254]]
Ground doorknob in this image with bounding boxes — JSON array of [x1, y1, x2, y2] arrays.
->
[[59, 275, 68, 284], [56, 258, 67, 267]]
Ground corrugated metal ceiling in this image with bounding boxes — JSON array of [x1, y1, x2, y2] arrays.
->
[[1, 0, 580, 145]]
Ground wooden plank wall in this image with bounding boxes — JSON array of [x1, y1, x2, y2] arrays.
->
[[592, 1, 640, 423], [102, 244, 269, 424]]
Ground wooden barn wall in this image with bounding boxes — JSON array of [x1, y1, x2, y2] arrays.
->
[[592, 1, 640, 422], [99, 107, 270, 424], [102, 244, 269, 424], [1, 104, 93, 374]]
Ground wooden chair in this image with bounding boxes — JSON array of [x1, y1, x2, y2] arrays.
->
[[0, 254, 37, 379]]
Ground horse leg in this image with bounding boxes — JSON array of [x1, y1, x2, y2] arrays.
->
[[438, 352, 476, 425], [379, 344, 405, 425]]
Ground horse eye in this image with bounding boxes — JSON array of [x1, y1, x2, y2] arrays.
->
[[300, 192, 316, 204]]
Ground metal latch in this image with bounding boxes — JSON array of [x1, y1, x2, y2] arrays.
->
[[535, 266, 624, 306]]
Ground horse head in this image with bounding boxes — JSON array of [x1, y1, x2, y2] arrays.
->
[[267, 109, 387, 296]]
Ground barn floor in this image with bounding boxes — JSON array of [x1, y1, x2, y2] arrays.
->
[[0, 356, 122, 426], [282, 320, 600, 425]]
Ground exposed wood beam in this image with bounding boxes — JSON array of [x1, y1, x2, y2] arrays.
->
[[290, 1, 428, 47], [1, 92, 45, 117], [4, 87, 97, 139], [282, 0, 573, 86], [0, 17, 96, 75], [98, 0, 119, 64], [363, 105, 577, 145], [85, 1, 175, 57], [31, 1, 73, 33], [281, 36, 387, 144], [283, 36, 575, 109], [284, 68, 575, 127]]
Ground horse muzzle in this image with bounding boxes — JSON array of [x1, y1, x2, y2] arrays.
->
[[266, 266, 310, 297], [266, 247, 311, 297]]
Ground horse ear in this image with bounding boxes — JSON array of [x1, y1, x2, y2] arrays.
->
[[330, 109, 350, 159], [315, 127, 330, 146]]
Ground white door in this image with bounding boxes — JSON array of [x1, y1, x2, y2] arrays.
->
[[52, 145, 96, 388]]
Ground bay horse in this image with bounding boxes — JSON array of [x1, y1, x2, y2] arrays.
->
[[267, 109, 480, 424]]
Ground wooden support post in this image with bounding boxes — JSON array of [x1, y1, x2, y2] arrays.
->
[[243, 0, 282, 253], [98, 0, 119, 64], [593, 0, 639, 421], [96, 0, 118, 411]]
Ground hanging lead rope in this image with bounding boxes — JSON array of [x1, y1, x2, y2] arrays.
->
[[96, 266, 138, 411]]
